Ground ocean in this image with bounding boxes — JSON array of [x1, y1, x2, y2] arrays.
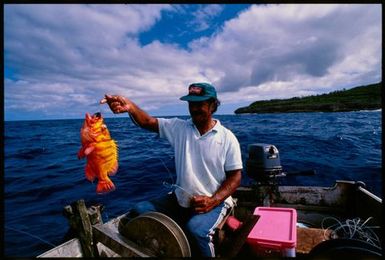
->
[[4, 110, 382, 257]]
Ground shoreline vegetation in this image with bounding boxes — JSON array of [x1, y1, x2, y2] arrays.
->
[[234, 82, 382, 114]]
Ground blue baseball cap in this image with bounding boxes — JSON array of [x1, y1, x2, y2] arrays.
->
[[180, 83, 217, 102]]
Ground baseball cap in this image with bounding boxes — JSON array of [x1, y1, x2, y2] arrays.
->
[[180, 83, 217, 102]]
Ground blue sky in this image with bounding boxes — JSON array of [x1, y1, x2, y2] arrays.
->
[[4, 4, 382, 121]]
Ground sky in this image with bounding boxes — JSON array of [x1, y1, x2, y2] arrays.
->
[[4, 4, 382, 121]]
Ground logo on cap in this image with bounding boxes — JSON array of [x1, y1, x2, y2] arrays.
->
[[189, 85, 205, 96]]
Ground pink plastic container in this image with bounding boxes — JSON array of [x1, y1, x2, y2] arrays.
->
[[246, 207, 297, 257]]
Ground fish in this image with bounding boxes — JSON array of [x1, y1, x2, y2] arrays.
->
[[78, 112, 118, 194]]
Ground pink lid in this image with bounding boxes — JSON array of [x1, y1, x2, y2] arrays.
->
[[247, 207, 297, 248]]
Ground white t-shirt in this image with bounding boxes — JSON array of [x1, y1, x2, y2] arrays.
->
[[158, 117, 243, 208]]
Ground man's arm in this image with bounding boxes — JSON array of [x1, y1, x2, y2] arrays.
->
[[191, 169, 241, 214], [100, 94, 159, 133]]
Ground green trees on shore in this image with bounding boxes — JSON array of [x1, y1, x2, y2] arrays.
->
[[234, 82, 381, 114]]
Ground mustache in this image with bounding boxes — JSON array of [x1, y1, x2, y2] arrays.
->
[[191, 111, 204, 116]]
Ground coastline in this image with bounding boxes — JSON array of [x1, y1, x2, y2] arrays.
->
[[234, 82, 381, 114]]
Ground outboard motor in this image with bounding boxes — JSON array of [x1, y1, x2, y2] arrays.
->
[[246, 143, 284, 182]]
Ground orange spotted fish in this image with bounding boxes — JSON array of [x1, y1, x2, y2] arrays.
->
[[78, 112, 118, 194]]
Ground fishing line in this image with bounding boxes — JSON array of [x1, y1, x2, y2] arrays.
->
[[5, 226, 56, 247], [154, 156, 175, 183], [130, 138, 179, 192], [129, 113, 139, 127], [89, 99, 118, 216], [99, 97, 175, 182], [89, 100, 102, 115], [321, 216, 381, 247], [126, 110, 179, 192], [162, 181, 194, 198], [142, 146, 176, 184], [115, 110, 194, 201], [126, 121, 176, 184]]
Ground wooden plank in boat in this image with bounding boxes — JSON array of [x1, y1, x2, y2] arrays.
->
[[96, 242, 120, 257], [92, 222, 153, 257], [37, 238, 82, 257], [296, 227, 331, 254]]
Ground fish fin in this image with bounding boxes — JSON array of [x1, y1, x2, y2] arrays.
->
[[96, 178, 116, 194], [108, 161, 119, 176], [78, 145, 95, 159], [84, 146, 95, 156], [77, 147, 85, 159], [85, 163, 96, 182]]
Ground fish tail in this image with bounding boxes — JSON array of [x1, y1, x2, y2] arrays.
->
[[96, 178, 116, 194]]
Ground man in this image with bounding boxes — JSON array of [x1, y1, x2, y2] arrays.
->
[[100, 83, 242, 257]]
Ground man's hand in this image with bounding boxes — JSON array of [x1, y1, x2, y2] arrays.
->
[[190, 170, 241, 214], [100, 94, 159, 133], [100, 94, 131, 114], [190, 195, 220, 214]]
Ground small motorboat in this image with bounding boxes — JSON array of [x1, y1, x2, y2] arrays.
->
[[38, 143, 383, 258]]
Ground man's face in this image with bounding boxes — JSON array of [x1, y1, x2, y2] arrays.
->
[[188, 100, 214, 126]]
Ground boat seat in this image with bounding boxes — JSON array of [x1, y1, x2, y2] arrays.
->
[[213, 204, 259, 257], [213, 199, 239, 254]]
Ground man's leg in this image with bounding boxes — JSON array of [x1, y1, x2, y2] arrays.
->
[[185, 202, 230, 257], [130, 193, 186, 225]]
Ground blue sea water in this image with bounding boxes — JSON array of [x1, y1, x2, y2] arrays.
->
[[3, 111, 382, 257]]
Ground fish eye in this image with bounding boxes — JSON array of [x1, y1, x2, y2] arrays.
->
[[93, 112, 101, 118]]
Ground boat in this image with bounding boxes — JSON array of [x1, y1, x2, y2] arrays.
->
[[38, 144, 383, 258]]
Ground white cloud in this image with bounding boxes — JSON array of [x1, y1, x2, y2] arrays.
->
[[191, 4, 381, 98], [188, 4, 224, 32], [4, 4, 381, 120]]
